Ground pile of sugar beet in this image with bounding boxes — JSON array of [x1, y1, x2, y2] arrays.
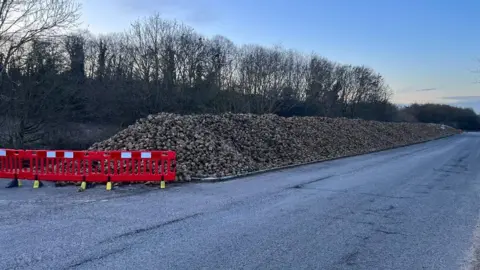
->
[[90, 113, 459, 181]]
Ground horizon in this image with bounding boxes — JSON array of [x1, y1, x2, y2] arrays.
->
[[79, 0, 480, 112]]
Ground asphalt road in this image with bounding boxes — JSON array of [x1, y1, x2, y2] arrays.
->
[[1, 133, 480, 270]]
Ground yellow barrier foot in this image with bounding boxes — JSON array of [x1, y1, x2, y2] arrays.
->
[[33, 180, 43, 189], [6, 178, 21, 188], [106, 182, 112, 191], [160, 181, 166, 189], [78, 181, 87, 192]]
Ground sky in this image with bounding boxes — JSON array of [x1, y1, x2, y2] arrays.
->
[[80, 0, 480, 111]]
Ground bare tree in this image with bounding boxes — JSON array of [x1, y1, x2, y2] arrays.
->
[[0, 0, 80, 148], [0, 0, 80, 68]]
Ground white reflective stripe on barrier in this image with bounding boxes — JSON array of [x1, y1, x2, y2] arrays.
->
[[0, 150, 6, 156], [141, 152, 152, 159], [64, 152, 74, 158], [47, 151, 56, 158], [121, 152, 132, 159]]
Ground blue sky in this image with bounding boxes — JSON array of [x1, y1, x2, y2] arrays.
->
[[80, 0, 480, 111]]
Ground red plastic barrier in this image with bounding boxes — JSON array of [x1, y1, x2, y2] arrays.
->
[[0, 149, 23, 179], [83, 151, 108, 182], [22, 150, 87, 182], [86, 151, 176, 182], [0, 149, 176, 183]]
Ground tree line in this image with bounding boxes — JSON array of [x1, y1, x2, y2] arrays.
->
[[0, 0, 477, 150], [399, 104, 480, 131]]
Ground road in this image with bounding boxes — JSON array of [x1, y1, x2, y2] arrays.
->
[[1, 133, 480, 270]]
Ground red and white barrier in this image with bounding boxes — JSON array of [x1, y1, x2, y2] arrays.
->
[[0, 149, 176, 184], [0, 149, 22, 179], [22, 150, 87, 182]]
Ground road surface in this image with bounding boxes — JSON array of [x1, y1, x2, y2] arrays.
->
[[1, 133, 480, 270]]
